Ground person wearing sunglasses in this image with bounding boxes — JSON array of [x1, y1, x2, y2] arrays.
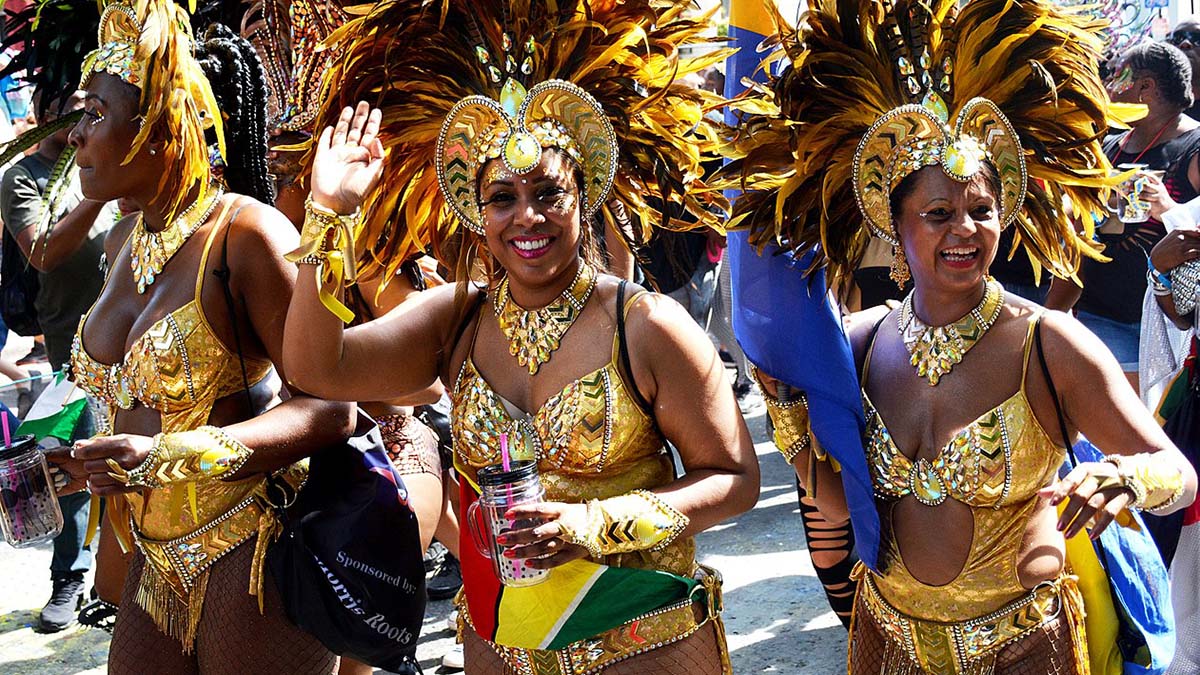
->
[[1167, 16, 1200, 120]]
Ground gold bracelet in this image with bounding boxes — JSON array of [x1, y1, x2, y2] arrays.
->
[[1103, 453, 1185, 512], [283, 197, 362, 322], [558, 490, 690, 557]]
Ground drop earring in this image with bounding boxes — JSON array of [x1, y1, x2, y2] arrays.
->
[[890, 243, 910, 288]]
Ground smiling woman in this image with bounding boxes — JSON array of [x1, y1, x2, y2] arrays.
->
[[279, 1, 759, 673], [726, 1, 1197, 674]]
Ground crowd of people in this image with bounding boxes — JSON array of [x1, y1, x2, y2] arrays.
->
[[0, 0, 1196, 674]]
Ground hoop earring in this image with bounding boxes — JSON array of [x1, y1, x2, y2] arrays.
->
[[890, 244, 910, 288]]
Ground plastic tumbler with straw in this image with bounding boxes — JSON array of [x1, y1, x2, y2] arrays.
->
[[0, 415, 64, 547], [466, 432, 550, 586]]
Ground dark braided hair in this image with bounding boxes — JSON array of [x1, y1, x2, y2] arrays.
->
[[194, 24, 275, 204], [1123, 41, 1195, 110]]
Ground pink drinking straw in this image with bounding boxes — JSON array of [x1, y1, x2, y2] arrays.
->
[[499, 432, 511, 472], [2, 413, 10, 448]]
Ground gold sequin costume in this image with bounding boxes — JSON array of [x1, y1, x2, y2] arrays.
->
[[70, 214, 306, 649], [451, 290, 722, 673], [850, 317, 1089, 674]]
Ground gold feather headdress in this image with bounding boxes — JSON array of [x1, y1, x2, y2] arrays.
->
[[81, 0, 225, 223], [304, 0, 732, 286], [720, 0, 1142, 286]]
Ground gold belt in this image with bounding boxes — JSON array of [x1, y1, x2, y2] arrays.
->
[[855, 567, 1071, 675], [476, 565, 730, 675], [131, 493, 273, 649]]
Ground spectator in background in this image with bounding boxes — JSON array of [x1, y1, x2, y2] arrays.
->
[[1168, 16, 1200, 121], [0, 87, 114, 632], [1070, 41, 1200, 392]]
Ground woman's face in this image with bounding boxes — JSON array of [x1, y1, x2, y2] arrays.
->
[[893, 165, 1001, 294], [68, 73, 157, 204], [479, 148, 584, 290]]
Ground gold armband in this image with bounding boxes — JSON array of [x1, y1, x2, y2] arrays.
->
[[1102, 453, 1186, 513], [764, 393, 814, 464], [558, 490, 689, 558], [106, 426, 254, 490], [283, 197, 361, 323]]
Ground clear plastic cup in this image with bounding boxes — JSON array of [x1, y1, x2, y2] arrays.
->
[[0, 435, 64, 547]]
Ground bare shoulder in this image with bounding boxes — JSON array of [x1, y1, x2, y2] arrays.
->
[[1033, 308, 1105, 368], [847, 304, 892, 361], [224, 196, 300, 261]]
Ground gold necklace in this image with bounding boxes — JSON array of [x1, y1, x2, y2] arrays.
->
[[898, 277, 1004, 386], [129, 180, 225, 294], [494, 262, 597, 375]]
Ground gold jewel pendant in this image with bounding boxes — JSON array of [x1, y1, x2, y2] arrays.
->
[[899, 277, 1004, 386], [129, 179, 225, 294], [494, 263, 597, 374]]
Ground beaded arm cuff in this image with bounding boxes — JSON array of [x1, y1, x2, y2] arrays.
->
[[106, 426, 254, 489], [558, 489, 690, 558], [765, 393, 815, 464], [1102, 453, 1186, 513], [283, 197, 361, 323]]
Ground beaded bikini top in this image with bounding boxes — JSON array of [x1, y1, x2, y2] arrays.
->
[[862, 317, 1066, 620], [70, 209, 272, 436], [451, 289, 695, 576]]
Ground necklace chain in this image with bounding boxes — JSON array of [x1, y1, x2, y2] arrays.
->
[[494, 263, 597, 375], [129, 179, 225, 294], [898, 278, 1005, 386]]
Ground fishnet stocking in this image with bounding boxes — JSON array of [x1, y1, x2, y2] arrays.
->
[[110, 554, 197, 675], [109, 541, 337, 674], [849, 590, 1084, 675], [462, 620, 728, 674]]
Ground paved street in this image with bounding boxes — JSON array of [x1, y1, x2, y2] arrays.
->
[[0, 330, 844, 673]]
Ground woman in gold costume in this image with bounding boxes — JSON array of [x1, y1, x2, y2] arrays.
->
[[51, 1, 352, 671], [728, 1, 1199, 674], [281, 1, 759, 673]]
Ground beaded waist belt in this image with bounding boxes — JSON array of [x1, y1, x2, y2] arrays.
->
[[130, 493, 274, 649], [856, 567, 1070, 675], [473, 565, 730, 675]]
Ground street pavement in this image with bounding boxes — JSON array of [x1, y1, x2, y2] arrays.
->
[[0, 332, 845, 673]]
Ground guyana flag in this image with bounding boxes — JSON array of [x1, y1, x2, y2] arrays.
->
[[458, 475, 697, 650], [17, 374, 87, 443]]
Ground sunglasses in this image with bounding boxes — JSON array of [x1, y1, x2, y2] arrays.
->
[[1168, 30, 1200, 47]]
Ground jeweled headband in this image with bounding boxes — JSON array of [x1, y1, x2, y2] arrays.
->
[[437, 77, 617, 236]]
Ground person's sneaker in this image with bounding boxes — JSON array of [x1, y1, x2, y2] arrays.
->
[[424, 540, 448, 574], [39, 573, 86, 633], [441, 643, 465, 671], [733, 380, 765, 417], [445, 609, 459, 632], [427, 552, 462, 600], [16, 342, 47, 366]]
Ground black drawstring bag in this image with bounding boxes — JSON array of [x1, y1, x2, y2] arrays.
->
[[212, 221, 425, 672], [264, 415, 426, 673]]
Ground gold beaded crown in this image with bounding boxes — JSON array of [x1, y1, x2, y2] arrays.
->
[[306, 0, 731, 285], [721, 0, 1142, 284], [437, 78, 616, 236], [81, 0, 225, 223]]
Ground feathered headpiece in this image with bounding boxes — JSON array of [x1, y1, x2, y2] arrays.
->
[[304, 0, 731, 285], [720, 0, 1141, 285], [81, 0, 225, 222]]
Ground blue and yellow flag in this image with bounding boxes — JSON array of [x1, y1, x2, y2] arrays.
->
[[724, 0, 881, 571]]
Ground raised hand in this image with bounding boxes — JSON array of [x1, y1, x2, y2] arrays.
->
[[310, 101, 385, 215]]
